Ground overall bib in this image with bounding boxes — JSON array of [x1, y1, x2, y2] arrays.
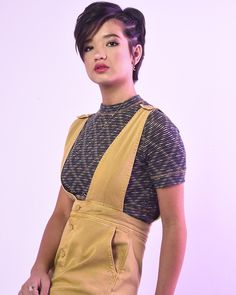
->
[[50, 104, 155, 295]]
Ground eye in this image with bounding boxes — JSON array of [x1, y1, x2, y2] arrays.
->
[[107, 41, 119, 47], [84, 46, 93, 52]]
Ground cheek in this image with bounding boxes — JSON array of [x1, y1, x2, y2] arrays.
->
[[83, 58, 90, 69], [83, 60, 93, 75], [113, 50, 132, 69], [118, 56, 133, 72], [83, 54, 93, 67]]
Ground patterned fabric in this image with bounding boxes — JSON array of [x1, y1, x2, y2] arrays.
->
[[61, 95, 186, 223]]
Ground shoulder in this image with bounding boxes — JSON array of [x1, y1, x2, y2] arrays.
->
[[139, 101, 186, 160], [69, 113, 94, 129], [143, 106, 181, 141], [77, 113, 94, 119], [64, 113, 95, 141]]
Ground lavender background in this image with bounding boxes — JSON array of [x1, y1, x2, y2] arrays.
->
[[1, 0, 236, 294]]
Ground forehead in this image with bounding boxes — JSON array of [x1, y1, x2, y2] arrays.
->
[[91, 19, 126, 40]]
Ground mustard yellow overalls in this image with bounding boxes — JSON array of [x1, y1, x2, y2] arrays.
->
[[50, 104, 155, 295]]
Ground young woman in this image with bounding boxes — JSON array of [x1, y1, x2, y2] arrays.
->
[[19, 2, 187, 295]]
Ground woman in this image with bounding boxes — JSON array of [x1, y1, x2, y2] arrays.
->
[[19, 2, 187, 295]]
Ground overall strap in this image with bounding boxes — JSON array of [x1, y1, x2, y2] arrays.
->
[[86, 104, 155, 210], [61, 114, 91, 170]]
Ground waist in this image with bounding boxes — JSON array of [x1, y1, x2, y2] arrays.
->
[[70, 200, 151, 243]]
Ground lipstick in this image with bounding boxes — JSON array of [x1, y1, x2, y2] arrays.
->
[[94, 63, 109, 73]]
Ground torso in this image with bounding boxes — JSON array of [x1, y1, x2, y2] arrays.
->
[[61, 95, 186, 223]]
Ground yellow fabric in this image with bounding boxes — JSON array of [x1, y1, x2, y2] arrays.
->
[[61, 115, 91, 172], [60, 115, 91, 200], [50, 105, 155, 295], [86, 106, 153, 210]]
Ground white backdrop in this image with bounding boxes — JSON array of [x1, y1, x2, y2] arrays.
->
[[1, 0, 236, 294]]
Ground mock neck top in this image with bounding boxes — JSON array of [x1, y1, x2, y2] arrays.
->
[[61, 95, 186, 223], [99, 94, 143, 113]]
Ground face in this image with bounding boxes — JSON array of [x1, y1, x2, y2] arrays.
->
[[82, 19, 140, 87]]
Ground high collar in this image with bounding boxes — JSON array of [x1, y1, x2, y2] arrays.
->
[[99, 95, 143, 113]]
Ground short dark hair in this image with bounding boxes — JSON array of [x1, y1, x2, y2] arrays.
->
[[74, 1, 146, 82]]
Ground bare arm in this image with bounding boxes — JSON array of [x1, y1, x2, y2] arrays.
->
[[19, 186, 74, 295], [155, 184, 187, 295]]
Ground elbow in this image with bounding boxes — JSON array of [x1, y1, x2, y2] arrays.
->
[[162, 220, 187, 244]]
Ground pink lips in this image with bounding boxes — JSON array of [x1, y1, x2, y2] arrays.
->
[[94, 63, 109, 73]]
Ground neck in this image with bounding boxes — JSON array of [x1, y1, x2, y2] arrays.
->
[[99, 82, 137, 106]]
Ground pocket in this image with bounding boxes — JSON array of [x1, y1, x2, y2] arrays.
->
[[109, 227, 130, 274]]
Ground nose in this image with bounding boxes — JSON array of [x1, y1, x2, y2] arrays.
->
[[94, 49, 107, 61]]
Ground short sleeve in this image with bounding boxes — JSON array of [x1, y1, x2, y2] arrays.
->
[[144, 109, 186, 188]]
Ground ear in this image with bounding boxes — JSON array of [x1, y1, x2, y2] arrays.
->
[[132, 44, 143, 66]]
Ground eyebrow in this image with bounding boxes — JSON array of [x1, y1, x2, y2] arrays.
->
[[85, 33, 120, 44], [103, 33, 120, 39]]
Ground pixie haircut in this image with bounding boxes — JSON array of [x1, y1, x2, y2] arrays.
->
[[74, 1, 146, 82]]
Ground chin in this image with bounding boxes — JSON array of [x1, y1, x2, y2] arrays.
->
[[95, 77, 127, 88], [91, 77, 117, 87], [88, 71, 128, 87], [98, 80, 117, 87]]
